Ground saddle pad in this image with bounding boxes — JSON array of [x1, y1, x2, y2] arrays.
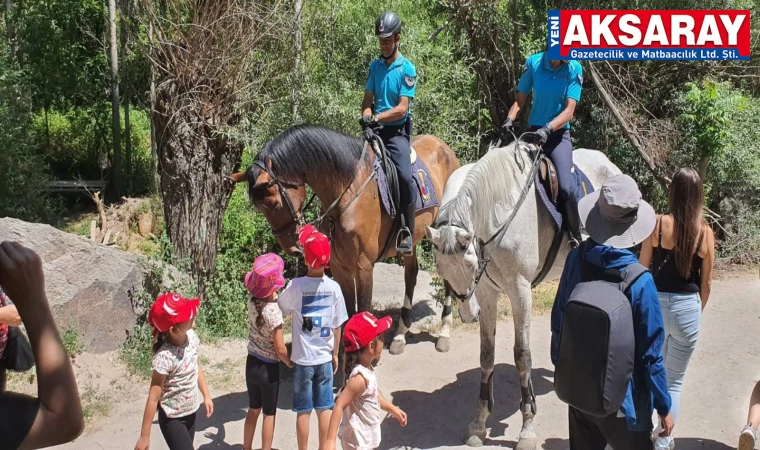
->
[[377, 157, 441, 218], [535, 165, 594, 230]]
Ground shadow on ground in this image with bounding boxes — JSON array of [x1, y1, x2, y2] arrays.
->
[[379, 363, 555, 449], [194, 370, 295, 450], [542, 437, 734, 450]]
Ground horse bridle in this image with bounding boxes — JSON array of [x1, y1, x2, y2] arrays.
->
[[252, 137, 373, 239], [437, 134, 544, 303], [252, 160, 313, 237]]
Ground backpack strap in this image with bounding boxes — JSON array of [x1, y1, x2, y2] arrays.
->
[[619, 263, 649, 293]]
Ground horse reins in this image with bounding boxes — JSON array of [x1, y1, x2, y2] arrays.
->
[[444, 134, 544, 303]]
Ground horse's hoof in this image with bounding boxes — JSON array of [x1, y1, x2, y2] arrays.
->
[[465, 429, 487, 447], [435, 336, 451, 353], [515, 435, 538, 450], [389, 339, 406, 355]]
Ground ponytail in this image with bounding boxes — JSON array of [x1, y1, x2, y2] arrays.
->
[[251, 297, 266, 328], [152, 332, 167, 354], [344, 350, 361, 387]]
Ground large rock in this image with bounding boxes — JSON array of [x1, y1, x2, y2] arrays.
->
[[0, 217, 164, 352], [372, 262, 442, 334]]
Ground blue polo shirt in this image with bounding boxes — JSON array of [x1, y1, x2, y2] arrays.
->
[[365, 54, 416, 126], [517, 52, 582, 130]]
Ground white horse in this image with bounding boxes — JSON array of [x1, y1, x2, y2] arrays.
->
[[425, 140, 621, 449]]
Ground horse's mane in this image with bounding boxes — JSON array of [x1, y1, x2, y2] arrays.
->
[[248, 124, 365, 186], [436, 140, 534, 251]]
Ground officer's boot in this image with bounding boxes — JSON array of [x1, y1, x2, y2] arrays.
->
[[397, 202, 416, 256], [563, 193, 583, 248]]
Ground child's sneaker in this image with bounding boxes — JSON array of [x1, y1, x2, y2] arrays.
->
[[739, 425, 756, 450]]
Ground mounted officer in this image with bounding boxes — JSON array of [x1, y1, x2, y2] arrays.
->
[[502, 52, 584, 246], [360, 11, 418, 255]]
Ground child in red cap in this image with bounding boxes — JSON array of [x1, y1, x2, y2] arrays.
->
[[325, 312, 407, 450], [243, 253, 292, 450], [278, 225, 348, 450], [135, 293, 213, 450]]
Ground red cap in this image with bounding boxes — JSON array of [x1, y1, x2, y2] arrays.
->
[[343, 312, 392, 352], [299, 224, 331, 269], [148, 293, 201, 334]]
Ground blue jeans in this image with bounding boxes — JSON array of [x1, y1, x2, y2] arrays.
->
[[292, 362, 334, 413], [655, 291, 701, 449]]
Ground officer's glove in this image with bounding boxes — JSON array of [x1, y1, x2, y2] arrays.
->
[[535, 123, 553, 145], [360, 115, 377, 129], [500, 118, 515, 138]]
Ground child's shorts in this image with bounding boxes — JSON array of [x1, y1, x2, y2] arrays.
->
[[245, 354, 280, 415], [292, 362, 334, 413]]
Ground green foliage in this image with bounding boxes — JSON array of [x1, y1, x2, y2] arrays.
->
[[679, 80, 738, 169], [61, 327, 85, 360], [30, 106, 154, 195]]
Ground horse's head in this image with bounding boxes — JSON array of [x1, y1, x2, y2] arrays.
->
[[425, 223, 481, 324], [229, 159, 307, 255]]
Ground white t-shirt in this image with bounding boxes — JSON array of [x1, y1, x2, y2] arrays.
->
[[152, 329, 203, 418], [339, 365, 382, 450], [278, 275, 348, 366]]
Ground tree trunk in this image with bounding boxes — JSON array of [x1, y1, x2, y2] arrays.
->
[[153, 89, 243, 281], [291, 0, 303, 122], [149, 21, 158, 191], [698, 155, 709, 182], [119, 0, 131, 192], [108, 0, 122, 197]]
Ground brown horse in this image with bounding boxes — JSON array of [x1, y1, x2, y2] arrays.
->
[[230, 124, 462, 354]]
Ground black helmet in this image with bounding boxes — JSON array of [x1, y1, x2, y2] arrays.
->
[[375, 11, 402, 38]]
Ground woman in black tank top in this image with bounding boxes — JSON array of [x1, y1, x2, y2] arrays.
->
[[639, 168, 715, 450]]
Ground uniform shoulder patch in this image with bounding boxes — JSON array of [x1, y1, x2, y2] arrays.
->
[[577, 73, 583, 84], [404, 74, 416, 87]]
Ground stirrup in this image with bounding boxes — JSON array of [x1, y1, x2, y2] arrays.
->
[[396, 227, 413, 255], [567, 236, 580, 249]]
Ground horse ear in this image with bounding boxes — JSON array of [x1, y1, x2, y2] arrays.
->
[[252, 168, 273, 190], [424, 225, 440, 245], [228, 171, 247, 184], [266, 157, 273, 170]]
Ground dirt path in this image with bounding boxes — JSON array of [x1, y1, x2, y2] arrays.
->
[[57, 270, 760, 449]]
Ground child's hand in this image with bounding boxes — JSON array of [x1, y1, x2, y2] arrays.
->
[[392, 406, 408, 427], [134, 436, 150, 450], [204, 396, 214, 418], [332, 354, 339, 375]]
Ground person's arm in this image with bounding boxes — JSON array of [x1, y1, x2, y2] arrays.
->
[[332, 326, 342, 375], [273, 325, 293, 368], [134, 371, 166, 450], [324, 374, 366, 450], [198, 361, 213, 418], [0, 304, 21, 327], [639, 224, 658, 268], [700, 228, 715, 309], [547, 63, 582, 131], [0, 241, 84, 450], [507, 91, 528, 121], [547, 99, 577, 132], [379, 392, 407, 427], [375, 96, 410, 124], [631, 275, 671, 416], [361, 90, 374, 119]]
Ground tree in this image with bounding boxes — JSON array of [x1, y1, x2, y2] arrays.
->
[[120, 0, 132, 191], [108, 0, 122, 196], [142, 0, 292, 282]]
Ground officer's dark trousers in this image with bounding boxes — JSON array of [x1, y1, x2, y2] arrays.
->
[[529, 126, 574, 204], [378, 123, 417, 209]]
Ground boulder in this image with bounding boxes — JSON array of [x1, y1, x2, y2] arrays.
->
[[0, 217, 167, 352]]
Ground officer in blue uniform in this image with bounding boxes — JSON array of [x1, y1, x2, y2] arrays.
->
[[361, 11, 418, 255], [502, 51, 584, 246]]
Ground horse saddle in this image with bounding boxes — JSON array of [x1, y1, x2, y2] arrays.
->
[[538, 156, 559, 206]]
